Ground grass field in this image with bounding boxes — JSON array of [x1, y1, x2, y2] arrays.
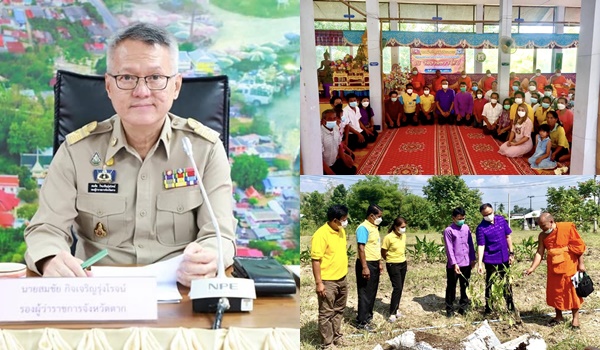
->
[[300, 227, 600, 350]]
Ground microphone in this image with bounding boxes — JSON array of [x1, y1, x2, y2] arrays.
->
[[182, 137, 256, 316]]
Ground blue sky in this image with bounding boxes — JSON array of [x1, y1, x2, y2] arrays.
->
[[301, 175, 596, 212]]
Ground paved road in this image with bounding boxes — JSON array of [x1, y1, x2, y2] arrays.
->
[[88, 0, 121, 32]]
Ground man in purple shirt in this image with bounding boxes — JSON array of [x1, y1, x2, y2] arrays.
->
[[443, 207, 476, 317], [476, 203, 515, 314], [454, 82, 474, 126], [435, 79, 455, 125]]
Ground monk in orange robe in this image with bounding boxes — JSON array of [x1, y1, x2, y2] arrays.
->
[[410, 66, 426, 95], [551, 69, 569, 97], [525, 213, 586, 328]]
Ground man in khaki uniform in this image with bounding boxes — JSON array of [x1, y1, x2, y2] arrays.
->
[[24, 23, 235, 287]]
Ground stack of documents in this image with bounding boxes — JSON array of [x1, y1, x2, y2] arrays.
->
[[92, 255, 183, 303]]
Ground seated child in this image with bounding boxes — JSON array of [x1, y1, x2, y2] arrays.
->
[[528, 124, 557, 169]]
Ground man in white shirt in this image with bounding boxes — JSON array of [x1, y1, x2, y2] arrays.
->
[[524, 81, 541, 105], [322, 109, 357, 175], [342, 93, 368, 150], [481, 92, 503, 133]]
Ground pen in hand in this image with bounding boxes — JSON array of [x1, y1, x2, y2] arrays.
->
[[81, 249, 109, 270]]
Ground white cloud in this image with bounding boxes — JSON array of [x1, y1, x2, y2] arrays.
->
[[490, 175, 510, 185], [470, 178, 485, 186]]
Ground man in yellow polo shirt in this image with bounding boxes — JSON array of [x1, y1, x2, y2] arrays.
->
[[400, 83, 421, 126], [381, 217, 408, 323], [355, 204, 384, 331], [311, 204, 350, 349], [420, 87, 435, 125]]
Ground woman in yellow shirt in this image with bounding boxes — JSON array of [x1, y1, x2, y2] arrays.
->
[[381, 217, 408, 323]]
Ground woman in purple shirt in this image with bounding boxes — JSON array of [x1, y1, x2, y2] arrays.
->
[[443, 207, 476, 317], [358, 97, 378, 143], [476, 203, 516, 314]]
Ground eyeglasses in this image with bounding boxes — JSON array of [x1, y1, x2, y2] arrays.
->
[[108, 74, 177, 90]]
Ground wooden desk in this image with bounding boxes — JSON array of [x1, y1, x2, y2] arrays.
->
[[0, 272, 299, 330]]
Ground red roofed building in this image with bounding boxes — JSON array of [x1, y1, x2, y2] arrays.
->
[[25, 9, 33, 18], [6, 41, 25, 54], [244, 186, 262, 199], [0, 175, 19, 195], [236, 247, 264, 257], [81, 18, 92, 27], [0, 190, 19, 228]]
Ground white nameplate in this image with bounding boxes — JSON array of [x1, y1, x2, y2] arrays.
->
[[0, 277, 157, 322]]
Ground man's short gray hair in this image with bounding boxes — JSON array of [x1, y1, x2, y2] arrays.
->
[[106, 22, 179, 74]]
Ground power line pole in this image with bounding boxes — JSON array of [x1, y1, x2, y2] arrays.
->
[[527, 195, 534, 212]]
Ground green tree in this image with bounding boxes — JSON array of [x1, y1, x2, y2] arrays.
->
[[328, 184, 348, 207], [249, 114, 272, 135], [300, 191, 327, 226], [347, 176, 404, 227], [230, 154, 269, 191], [248, 240, 282, 256], [400, 193, 434, 230], [17, 203, 38, 221], [546, 180, 599, 232], [95, 56, 107, 74], [512, 205, 530, 214], [248, 197, 259, 206], [17, 189, 37, 203], [423, 176, 482, 231], [274, 249, 300, 265], [497, 203, 506, 214], [272, 158, 290, 171]]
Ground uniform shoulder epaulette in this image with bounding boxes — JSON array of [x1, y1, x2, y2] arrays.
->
[[169, 114, 220, 144], [65, 119, 113, 145]]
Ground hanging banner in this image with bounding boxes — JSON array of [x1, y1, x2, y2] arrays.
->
[[410, 48, 465, 74]]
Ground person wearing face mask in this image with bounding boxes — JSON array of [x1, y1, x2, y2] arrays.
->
[[530, 69, 548, 91], [544, 110, 570, 166], [342, 93, 368, 150], [509, 72, 520, 97], [321, 110, 357, 175], [419, 87, 435, 125], [431, 69, 447, 95], [555, 97, 573, 147], [567, 88, 576, 109], [481, 92, 503, 134], [450, 70, 471, 92], [400, 83, 421, 126], [358, 97, 378, 143], [410, 66, 425, 95], [492, 98, 513, 142], [435, 79, 455, 125], [529, 92, 541, 112], [498, 104, 533, 157], [355, 204, 384, 331], [330, 96, 350, 146], [550, 69, 568, 97], [509, 91, 534, 124], [534, 96, 553, 132], [472, 88, 487, 128], [481, 70, 496, 93], [524, 213, 586, 329], [524, 81, 540, 105], [381, 217, 408, 323], [385, 90, 402, 129], [311, 204, 351, 348], [443, 207, 476, 318], [476, 203, 515, 315], [484, 80, 499, 101], [454, 82, 474, 126]]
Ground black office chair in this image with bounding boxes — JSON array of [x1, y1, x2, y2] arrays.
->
[[53, 70, 230, 154]]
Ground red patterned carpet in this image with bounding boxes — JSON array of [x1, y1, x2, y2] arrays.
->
[[357, 125, 543, 175]]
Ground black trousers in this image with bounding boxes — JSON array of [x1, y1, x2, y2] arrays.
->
[[365, 130, 378, 143], [355, 259, 380, 325], [445, 265, 472, 313], [485, 262, 515, 312], [387, 261, 407, 315], [420, 111, 435, 125], [348, 132, 368, 150], [328, 158, 356, 175], [437, 112, 455, 125]]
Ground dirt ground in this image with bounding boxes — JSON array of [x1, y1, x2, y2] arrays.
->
[[300, 230, 600, 350]]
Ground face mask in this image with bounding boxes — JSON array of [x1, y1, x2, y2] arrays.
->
[[362, 102, 369, 107], [424, 90, 430, 95], [531, 98, 538, 104], [325, 121, 336, 129], [477, 94, 483, 99], [456, 219, 465, 226], [442, 84, 448, 89], [472, 86, 478, 91], [556, 73, 561, 77], [406, 89, 413, 94], [391, 97, 397, 102], [568, 93, 574, 99], [517, 110, 526, 117], [569, 101, 575, 107], [349, 101, 357, 108], [514, 98, 523, 104], [412, 70, 418, 75], [490, 98, 497, 104], [503, 105, 511, 110], [536, 72, 541, 76], [373, 217, 382, 226], [483, 213, 494, 222], [557, 103, 566, 110], [529, 85, 537, 91], [460, 87, 466, 92], [512, 86, 519, 91], [461, 75, 466, 78], [541, 102, 550, 109], [544, 224, 554, 234], [340, 219, 348, 228], [335, 103, 342, 109], [398, 227, 406, 233], [544, 91, 553, 97], [486, 73, 491, 77]]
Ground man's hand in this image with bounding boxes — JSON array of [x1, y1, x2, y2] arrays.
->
[[509, 255, 515, 265], [357, 134, 365, 143], [578, 261, 586, 273], [316, 281, 326, 297], [362, 266, 370, 280], [177, 242, 218, 287], [379, 261, 384, 274], [42, 251, 90, 277], [454, 264, 461, 275], [365, 129, 374, 137], [477, 263, 484, 275], [524, 268, 534, 276]]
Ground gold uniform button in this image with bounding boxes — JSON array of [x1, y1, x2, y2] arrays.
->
[[111, 137, 118, 146]]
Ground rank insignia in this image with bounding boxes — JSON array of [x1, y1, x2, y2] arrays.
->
[[94, 166, 116, 184], [94, 222, 107, 238], [90, 152, 102, 166], [163, 167, 197, 189]]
